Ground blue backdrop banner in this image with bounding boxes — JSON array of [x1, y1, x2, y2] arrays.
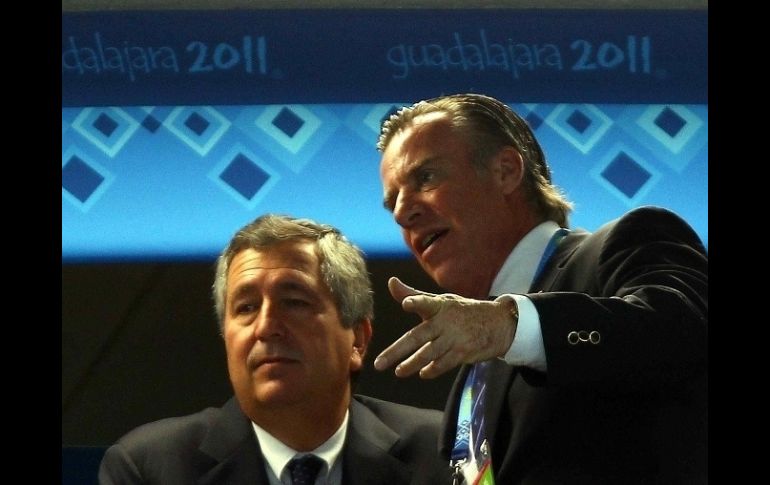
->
[[62, 10, 707, 262], [62, 9, 707, 106]]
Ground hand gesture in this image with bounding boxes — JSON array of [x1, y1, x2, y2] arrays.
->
[[373, 277, 518, 379]]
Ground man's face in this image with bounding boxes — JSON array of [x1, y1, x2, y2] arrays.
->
[[380, 113, 518, 298], [223, 241, 368, 417]]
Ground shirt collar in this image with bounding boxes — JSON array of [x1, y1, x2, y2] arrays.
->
[[489, 221, 562, 296], [251, 409, 349, 483]]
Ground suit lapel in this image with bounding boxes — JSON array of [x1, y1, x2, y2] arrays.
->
[[343, 399, 413, 485], [196, 397, 269, 485], [482, 359, 517, 458]]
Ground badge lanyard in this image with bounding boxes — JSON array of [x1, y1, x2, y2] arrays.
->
[[450, 228, 569, 485]]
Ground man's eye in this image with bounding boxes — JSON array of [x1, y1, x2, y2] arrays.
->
[[417, 170, 435, 185], [285, 298, 310, 308], [236, 303, 257, 314]]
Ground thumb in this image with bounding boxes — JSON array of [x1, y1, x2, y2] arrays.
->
[[388, 277, 442, 318], [388, 276, 421, 303]]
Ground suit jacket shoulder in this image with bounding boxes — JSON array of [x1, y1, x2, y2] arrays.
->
[[533, 205, 707, 298], [99, 397, 263, 485], [346, 395, 451, 485], [529, 204, 708, 389], [99, 395, 451, 485]]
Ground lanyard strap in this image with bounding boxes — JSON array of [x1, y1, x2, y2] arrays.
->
[[450, 227, 570, 464], [533, 227, 569, 285], [450, 366, 476, 460]]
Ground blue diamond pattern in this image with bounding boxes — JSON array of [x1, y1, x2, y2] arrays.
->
[[545, 104, 612, 154], [601, 152, 651, 199], [566, 110, 592, 134], [60, 102, 707, 261], [62, 156, 105, 203], [219, 154, 270, 200], [654, 107, 687, 138], [93, 113, 119, 137], [617, 105, 706, 171], [165, 106, 231, 157], [71, 107, 140, 158], [185, 112, 210, 136], [142, 115, 161, 133], [272, 107, 304, 138]]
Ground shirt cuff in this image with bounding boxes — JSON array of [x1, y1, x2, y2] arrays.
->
[[497, 294, 547, 372]]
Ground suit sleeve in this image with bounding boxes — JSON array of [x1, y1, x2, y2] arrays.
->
[[528, 207, 707, 390], [98, 443, 146, 485]]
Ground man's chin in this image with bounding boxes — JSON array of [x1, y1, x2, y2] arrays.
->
[[420, 260, 445, 283], [428, 264, 459, 290], [235, 379, 302, 407], [254, 385, 302, 408]]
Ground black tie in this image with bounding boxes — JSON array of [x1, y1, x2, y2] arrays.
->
[[287, 454, 324, 485]]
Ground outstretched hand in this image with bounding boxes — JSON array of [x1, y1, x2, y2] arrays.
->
[[373, 277, 518, 379]]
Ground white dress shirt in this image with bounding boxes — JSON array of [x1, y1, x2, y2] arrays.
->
[[252, 410, 348, 485], [489, 220, 563, 372]]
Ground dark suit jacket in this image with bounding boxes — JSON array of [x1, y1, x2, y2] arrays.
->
[[440, 206, 708, 484], [100, 394, 451, 485]]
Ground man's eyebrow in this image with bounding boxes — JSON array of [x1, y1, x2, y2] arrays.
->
[[230, 281, 258, 302], [275, 280, 315, 295], [229, 277, 313, 299]]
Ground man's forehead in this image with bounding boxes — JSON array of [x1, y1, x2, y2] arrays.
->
[[397, 112, 451, 141], [230, 243, 319, 275]]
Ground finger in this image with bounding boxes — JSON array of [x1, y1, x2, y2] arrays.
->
[[396, 333, 457, 379], [394, 340, 445, 378], [418, 348, 462, 379], [373, 324, 428, 371], [402, 294, 445, 320]]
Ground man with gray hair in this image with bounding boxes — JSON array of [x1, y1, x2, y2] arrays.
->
[[99, 214, 450, 485]]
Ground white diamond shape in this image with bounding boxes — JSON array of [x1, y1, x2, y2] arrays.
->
[[636, 105, 704, 155], [165, 106, 231, 157], [546, 104, 612, 154], [256, 105, 321, 155], [72, 107, 140, 158]]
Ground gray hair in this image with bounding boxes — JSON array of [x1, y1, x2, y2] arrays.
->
[[378, 93, 573, 227], [213, 214, 373, 332]]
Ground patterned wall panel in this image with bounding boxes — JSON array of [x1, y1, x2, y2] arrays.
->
[[62, 102, 707, 261]]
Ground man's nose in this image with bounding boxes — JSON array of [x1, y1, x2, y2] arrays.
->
[[393, 191, 422, 228], [253, 301, 285, 341]]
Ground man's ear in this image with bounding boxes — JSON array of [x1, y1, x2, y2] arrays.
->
[[494, 146, 525, 195], [351, 319, 373, 371]]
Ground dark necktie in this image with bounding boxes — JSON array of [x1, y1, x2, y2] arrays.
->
[[287, 454, 324, 485], [468, 297, 499, 460]]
